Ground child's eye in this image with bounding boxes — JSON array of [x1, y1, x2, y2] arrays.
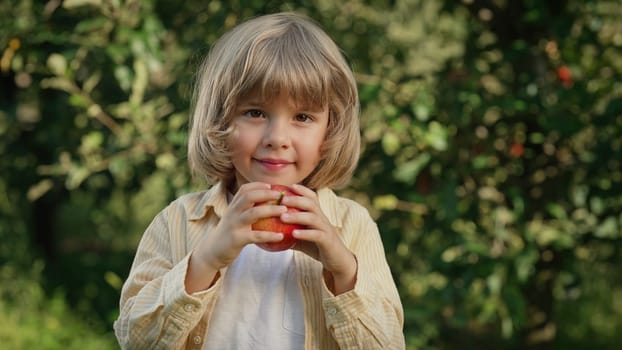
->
[[244, 109, 265, 118], [295, 114, 313, 123]]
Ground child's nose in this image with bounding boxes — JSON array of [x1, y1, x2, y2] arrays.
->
[[264, 119, 290, 149]]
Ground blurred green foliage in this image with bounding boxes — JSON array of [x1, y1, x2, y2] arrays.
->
[[1, 0, 621, 349]]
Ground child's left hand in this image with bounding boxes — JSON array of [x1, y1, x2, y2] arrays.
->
[[280, 184, 357, 295]]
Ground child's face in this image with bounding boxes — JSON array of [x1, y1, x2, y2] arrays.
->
[[228, 92, 328, 190]]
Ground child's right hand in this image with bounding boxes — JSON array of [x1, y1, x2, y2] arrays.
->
[[185, 182, 287, 292], [199, 182, 288, 268]]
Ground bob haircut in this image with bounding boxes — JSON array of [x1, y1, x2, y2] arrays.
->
[[188, 12, 360, 189]]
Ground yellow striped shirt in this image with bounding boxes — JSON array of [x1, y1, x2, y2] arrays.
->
[[114, 182, 405, 349]]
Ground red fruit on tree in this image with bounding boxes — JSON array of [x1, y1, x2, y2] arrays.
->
[[510, 143, 524, 158], [557, 66, 572, 86], [252, 184, 304, 252]]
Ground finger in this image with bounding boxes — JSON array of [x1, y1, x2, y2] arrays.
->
[[292, 226, 345, 253], [250, 230, 285, 243], [232, 187, 284, 209], [245, 204, 288, 223], [280, 194, 311, 210], [282, 185, 320, 212], [291, 228, 325, 244], [280, 195, 324, 215], [237, 182, 271, 192], [290, 183, 317, 198], [280, 210, 329, 230]]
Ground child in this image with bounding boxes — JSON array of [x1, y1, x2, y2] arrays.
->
[[114, 12, 404, 349]]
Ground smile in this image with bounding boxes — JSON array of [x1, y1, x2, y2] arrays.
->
[[255, 158, 292, 171]]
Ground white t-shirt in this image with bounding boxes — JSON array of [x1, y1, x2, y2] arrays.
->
[[203, 244, 305, 349]]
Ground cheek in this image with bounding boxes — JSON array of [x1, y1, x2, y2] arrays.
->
[[227, 127, 245, 154]]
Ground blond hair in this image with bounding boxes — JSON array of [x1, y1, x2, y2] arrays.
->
[[188, 12, 360, 189]]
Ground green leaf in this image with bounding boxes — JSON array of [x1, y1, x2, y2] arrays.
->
[[594, 216, 618, 238], [65, 167, 90, 189], [74, 18, 108, 33], [393, 153, 431, 184], [104, 271, 123, 291], [382, 132, 400, 156], [83, 71, 102, 94], [27, 179, 54, 201], [62, 0, 103, 9], [373, 194, 399, 210], [114, 65, 132, 92], [424, 121, 448, 151], [547, 203, 567, 220], [47, 54, 67, 76], [514, 249, 538, 282]]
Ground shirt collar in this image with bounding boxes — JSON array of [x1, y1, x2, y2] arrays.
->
[[188, 182, 229, 221], [316, 187, 343, 229]]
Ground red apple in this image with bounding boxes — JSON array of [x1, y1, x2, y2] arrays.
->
[[252, 184, 304, 252], [557, 65, 572, 82]]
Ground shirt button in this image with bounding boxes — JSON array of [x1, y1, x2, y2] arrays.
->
[[193, 335, 202, 344], [303, 276, 310, 287], [184, 304, 195, 312], [327, 307, 337, 316]]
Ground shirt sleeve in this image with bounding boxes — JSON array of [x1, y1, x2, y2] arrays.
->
[[321, 202, 405, 349], [113, 207, 221, 349]]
